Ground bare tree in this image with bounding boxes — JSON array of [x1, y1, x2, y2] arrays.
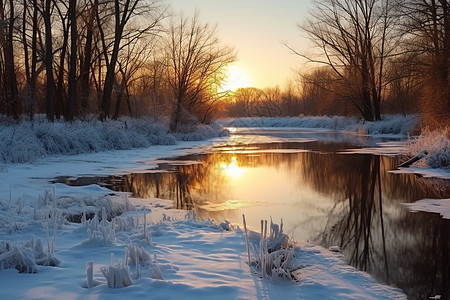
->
[[112, 38, 151, 119], [97, 0, 163, 120], [165, 12, 236, 132], [292, 0, 401, 121]]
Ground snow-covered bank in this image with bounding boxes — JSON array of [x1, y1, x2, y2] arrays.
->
[[218, 115, 419, 136], [0, 187, 407, 300], [0, 117, 228, 164]]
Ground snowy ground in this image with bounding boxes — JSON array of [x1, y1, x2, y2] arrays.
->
[[0, 129, 410, 299]]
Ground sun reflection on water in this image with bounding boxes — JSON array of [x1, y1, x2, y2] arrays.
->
[[222, 156, 245, 178]]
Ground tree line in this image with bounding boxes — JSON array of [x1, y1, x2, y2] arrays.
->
[[0, 1, 235, 131], [225, 0, 449, 129], [1, 0, 448, 129]]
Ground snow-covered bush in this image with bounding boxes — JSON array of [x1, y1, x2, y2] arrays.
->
[[174, 123, 229, 141], [38, 190, 135, 224], [0, 117, 227, 164], [0, 234, 62, 273], [406, 128, 450, 169]]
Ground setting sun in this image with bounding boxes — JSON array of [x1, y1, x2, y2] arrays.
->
[[220, 65, 254, 92]]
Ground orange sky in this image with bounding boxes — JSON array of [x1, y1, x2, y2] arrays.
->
[[167, 0, 313, 90]]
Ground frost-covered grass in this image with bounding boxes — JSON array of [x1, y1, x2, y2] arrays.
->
[[0, 117, 228, 164], [406, 128, 450, 169], [218, 115, 420, 136]]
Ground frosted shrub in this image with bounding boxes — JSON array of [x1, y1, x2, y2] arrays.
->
[[0, 241, 38, 273], [150, 255, 164, 280], [24, 235, 59, 266], [406, 128, 450, 169], [86, 208, 116, 245], [43, 192, 135, 224], [0, 123, 46, 163], [126, 242, 151, 266], [38, 189, 57, 206], [0, 117, 225, 164], [125, 242, 163, 280], [0, 234, 64, 273], [175, 123, 229, 141]]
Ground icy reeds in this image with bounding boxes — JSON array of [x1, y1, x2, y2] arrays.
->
[[0, 241, 38, 273], [86, 241, 163, 288], [101, 253, 133, 288], [242, 215, 296, 281], [0, 235, 62, 273]]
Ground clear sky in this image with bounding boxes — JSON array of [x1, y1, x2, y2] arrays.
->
[[166, 0, 313, 90]]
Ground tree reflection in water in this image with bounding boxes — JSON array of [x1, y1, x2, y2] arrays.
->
[[311, 154, 450, 300]]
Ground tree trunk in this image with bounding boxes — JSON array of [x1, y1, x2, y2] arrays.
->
[[0, 0, 19, 119], [67, 0, 77, 121], [55, 20, 68, 120], [170, 98, 182, 132], [44, 0, 55, 121], [80, 0, 97, 116], [29, 0, 38, 119]]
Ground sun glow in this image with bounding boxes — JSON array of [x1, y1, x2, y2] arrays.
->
[[223, 156, 244, 178], [220, 65, 254, 92]]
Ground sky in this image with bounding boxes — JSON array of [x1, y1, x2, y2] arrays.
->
[[167, 0, 313, 90]]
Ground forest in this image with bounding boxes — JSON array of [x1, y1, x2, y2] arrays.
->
[[0, 0, 448, 131]]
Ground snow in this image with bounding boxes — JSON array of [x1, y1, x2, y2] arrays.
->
[[403, 199, 450, 219], [218, 114, 419, 136], [404, 127, 450, 170], [0, 120, 409, 299]]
